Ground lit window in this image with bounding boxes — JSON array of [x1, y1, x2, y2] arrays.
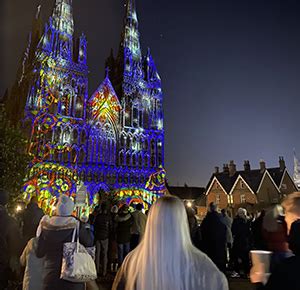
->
[[240, 194, 246, 203], [216, 194, 220, 205]]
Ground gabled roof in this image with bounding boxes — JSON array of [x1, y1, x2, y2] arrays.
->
[[206, 172, 239, 193], [239, 169, 264, 192], [206, 167, 286, 194], [267, 167, 285, 187], [168, 186, 206, 205]]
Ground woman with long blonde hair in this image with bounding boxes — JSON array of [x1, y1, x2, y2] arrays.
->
[[112, 196, 228, 290]]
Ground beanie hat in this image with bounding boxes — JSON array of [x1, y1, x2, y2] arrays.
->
[[56, 195, 74, 216], [0, 189, 9, 206]]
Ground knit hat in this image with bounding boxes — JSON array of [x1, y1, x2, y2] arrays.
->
[[56, 195, 74, 216], [0, 189, 9, 206]]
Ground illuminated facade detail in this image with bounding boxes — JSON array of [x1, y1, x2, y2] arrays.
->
[[294, 151, 300, 189], [7, 0, 165, 207]]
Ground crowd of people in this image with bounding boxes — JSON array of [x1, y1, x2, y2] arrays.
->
[[1, 187, 300, 290]]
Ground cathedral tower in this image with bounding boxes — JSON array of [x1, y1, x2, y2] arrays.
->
[[105, 0, 164, 177]]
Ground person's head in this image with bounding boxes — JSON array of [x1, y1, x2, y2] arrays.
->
[[0, 189, 9, 206], [237, 207, 247, 218], [262, 206, 282, 232], [56, 195, 74, 217], [124, 196, 199, 290], [30, 196, 38, 205], [208, 202, 217, 212], [120, 204, 129, 214], [80, 215, 89, 223], [282, 192, 300, 233], [136, 203, 143, 211], [111, 204, 118, 214]]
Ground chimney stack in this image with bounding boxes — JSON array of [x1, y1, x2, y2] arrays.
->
[[223, 164, 229, 174], [214, 166, 219, 174], [259, 159, 266, 173], [229, 160, 236, 177], [244, 160, 251, 171], [279, 156, 285, 172]]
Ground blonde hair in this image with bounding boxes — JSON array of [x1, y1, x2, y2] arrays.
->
[[113, 196, 227, 290], [282, 192, 300, 215]]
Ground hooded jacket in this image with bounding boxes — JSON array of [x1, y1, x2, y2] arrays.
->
[[22, 202, 44, 241], [115, 212, 133, 244], [36, 216, 94, 290]]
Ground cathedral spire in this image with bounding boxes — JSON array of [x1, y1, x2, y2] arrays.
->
[[51, 0, 74, 36], [121, 0, 141, 60]]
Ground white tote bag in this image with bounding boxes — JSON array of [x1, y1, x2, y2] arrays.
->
[[60, 222, 97, 282]]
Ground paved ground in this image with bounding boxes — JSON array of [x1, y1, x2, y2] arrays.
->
[[97, 276, 254, 290]]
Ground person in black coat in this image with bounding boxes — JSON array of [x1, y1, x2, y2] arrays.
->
[[200, 202, 227, 272], [0, 189, 22, 289], [22, 196, 44, 242], [36, 195, 94, 290], [232, 207, 251, 277], [115, 204, 133, 265], [94, 202, 111, 276]]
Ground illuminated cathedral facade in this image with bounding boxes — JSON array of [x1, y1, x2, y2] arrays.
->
[[6, 0, 164, 201]]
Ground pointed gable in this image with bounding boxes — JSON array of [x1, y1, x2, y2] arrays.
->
[[267, 167, 285, 188], [239, 169, 264, 192], [89, 76, 121, 124]]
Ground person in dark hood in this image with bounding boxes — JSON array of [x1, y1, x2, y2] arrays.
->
[[0, 189, 22, 289], [115, 204, 133, 265], [22, 196, 44, 242], [94, 202, 111, 276], [36, 195, 94, 290], [251, 192, 300, 290], [200, 202, 227, 272]]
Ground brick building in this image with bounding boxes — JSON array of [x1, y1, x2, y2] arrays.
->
[[205, 157, 297, 214]]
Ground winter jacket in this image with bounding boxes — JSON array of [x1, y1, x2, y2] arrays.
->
[[36, 216, 94, 290], [20, 237, 44, 290], [131, 210, 147, 235], [200, 211, 227, 270], [94, 211, 111, 241], [115, 213, 133, 244], [22, 202, 44, 241], [0, 206, 22, 278], [232, 216, 251, 252], [221, 214, 233, 245]]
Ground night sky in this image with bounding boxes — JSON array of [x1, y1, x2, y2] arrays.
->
[[2, 0, 300, 187]]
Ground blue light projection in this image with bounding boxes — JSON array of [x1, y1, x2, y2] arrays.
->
[[20, 0, 165, 212]]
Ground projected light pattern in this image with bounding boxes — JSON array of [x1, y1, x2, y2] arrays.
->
[[16, 0, 164, 211]]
